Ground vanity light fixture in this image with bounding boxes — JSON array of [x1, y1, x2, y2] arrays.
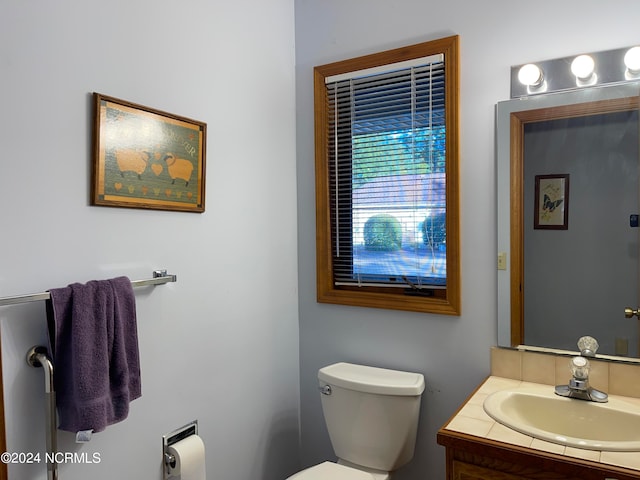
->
[[511, 44, 640, 98]]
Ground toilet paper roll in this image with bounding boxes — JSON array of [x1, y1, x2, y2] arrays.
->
[[167, 434, 206, 480]]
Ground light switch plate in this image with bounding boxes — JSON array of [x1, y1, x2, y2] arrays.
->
[[497, 252, 507, 270]]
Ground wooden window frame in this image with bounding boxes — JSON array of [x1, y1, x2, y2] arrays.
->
[[313, 35, 461, 315]]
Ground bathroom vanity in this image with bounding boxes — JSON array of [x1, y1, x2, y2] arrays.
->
[[437, 376, 640, 480]]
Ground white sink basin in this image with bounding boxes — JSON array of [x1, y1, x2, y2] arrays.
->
[[483, 384, 640, 451]]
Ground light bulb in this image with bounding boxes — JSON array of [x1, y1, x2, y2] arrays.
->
[[624, 46, 640, 74], [571, 55, 595, 80], [518, 63, 543, 86]]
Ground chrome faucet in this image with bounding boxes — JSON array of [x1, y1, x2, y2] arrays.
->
[[554, 336, 608, 403]]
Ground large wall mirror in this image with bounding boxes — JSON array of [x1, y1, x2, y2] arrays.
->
[[497, 82, 640, 359]]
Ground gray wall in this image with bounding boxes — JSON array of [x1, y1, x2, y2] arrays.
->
[[524, 112, 639, 356], [294, 1, 640, 479], [0, 1, 299, 480]]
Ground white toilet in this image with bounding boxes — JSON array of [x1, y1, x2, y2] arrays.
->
[[288, 362, 425, 480]]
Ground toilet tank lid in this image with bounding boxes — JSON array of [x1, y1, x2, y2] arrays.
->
[[318, 362, 425, 396]]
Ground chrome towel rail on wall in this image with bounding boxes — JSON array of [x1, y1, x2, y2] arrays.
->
[[0, 270, 177, 306]]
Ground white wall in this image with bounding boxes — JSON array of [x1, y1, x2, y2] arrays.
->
[[0, 1, 299, 480], [294, 1, 640, 479]]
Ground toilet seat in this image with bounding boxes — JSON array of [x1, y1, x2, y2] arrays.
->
[[286, 461, 375, 480]]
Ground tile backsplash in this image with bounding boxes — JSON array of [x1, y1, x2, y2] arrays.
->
[[490, 346, 640, 399]]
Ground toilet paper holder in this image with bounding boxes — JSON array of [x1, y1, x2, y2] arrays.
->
[[163, 420, 198, 479]]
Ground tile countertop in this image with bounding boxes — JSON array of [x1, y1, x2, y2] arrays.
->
[[443, 376, 640, 472]]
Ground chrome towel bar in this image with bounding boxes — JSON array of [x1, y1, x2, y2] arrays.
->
[[0, 270, 177, 306]]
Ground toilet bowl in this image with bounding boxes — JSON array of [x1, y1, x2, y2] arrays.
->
[[286, 362, 425, 480]]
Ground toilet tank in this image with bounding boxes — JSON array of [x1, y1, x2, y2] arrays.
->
[[317, 362, 425, 472]]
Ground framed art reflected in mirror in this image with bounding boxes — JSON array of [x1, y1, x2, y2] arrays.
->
[[534, 174, 569, 230]]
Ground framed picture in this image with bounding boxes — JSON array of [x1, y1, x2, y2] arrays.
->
[[92, 93, 206, 212], [534, 174, 569, 230]]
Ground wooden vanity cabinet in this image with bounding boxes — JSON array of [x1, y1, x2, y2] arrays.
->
[[437, 429, 640, 480]]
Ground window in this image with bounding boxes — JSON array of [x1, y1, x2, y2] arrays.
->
[[314, 36, 460, 314]]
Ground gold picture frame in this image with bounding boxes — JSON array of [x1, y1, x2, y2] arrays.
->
[[92, 93, 206, 212]]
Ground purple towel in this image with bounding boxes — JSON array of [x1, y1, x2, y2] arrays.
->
[[46, 276, 141, 433]]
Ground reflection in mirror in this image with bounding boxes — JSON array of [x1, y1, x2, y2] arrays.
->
[[497, 83, 640, 360]]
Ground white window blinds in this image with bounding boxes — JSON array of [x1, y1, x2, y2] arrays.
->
[[326, 54, 447, 289]]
